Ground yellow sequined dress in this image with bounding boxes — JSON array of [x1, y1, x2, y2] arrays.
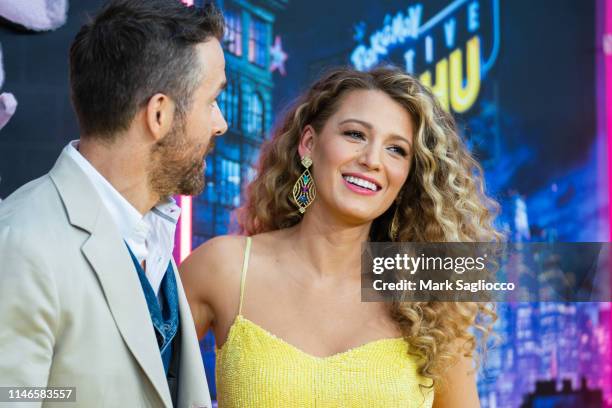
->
[[215, 237, 434, 407]]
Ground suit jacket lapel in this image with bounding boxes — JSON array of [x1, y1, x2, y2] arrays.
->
[[173, 258, 212, 408], [50, 151, 173, 408]]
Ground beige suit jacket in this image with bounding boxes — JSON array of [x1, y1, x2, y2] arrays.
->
[[0, 150, 211, 408]]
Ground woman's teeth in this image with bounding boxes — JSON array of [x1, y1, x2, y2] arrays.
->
[[343, 175, 378, 191]]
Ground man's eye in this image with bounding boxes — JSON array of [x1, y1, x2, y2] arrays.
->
[[343, 130, 365, 140]]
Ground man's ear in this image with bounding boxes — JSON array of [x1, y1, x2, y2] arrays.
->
[[297, 125, 316, 158], [145, 93, 176, 142]]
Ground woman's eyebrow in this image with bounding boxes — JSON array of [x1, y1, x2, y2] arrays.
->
[[387, 134, 412, 145], [338, 118, 373, 129]]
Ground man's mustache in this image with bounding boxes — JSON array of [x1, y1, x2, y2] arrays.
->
[[205, 136, 218, 155]]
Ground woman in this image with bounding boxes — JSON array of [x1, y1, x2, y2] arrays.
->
[[180, 66, 500, 407]]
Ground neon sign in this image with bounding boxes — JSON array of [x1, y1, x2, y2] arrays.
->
[[351, 0, 500, 114]]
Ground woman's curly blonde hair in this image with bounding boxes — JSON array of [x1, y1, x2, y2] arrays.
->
[[236, 66, 501, 388]]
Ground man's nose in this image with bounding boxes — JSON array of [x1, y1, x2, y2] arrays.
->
[[213, 106, 228, 136]]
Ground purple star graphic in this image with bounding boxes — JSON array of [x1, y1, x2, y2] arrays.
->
[[269, 35, 288, 76]]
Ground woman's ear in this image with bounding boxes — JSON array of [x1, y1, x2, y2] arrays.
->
[[297, 125, 316, 158], [145, 93, 176, 142]]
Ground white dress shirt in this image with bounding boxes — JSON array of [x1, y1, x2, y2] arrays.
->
[[65, 140, 180, 295]]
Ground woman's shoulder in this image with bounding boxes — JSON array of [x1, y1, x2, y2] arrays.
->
[[180, 230, 290, 282], [194, 234, 248, 256], [179, 235, 249, 298], [249, 228, 293, 250], [184, 235, 247, 270]]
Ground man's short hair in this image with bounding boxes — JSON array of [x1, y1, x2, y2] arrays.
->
[[69, 0, 225, 140]]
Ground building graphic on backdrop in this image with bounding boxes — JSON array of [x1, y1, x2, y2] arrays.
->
[[191, 0, 286, 248], [189, 0, 287, 398]]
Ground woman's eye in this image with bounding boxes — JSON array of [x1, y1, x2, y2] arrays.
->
[[343, 130, 365, 140], [388, 145, 408, 157]]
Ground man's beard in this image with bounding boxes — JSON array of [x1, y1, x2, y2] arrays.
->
[[148, 121, 208, 198]]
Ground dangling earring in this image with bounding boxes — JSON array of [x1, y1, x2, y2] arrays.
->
[[292, 156, 316, 214]]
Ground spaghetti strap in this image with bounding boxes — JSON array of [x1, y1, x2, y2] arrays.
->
[[238, 236, 252, 316]]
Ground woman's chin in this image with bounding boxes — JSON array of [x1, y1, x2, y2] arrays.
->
[[334, 206, 381, 226]]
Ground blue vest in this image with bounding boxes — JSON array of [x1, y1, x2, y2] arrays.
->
[[126, 245, 180, 374]]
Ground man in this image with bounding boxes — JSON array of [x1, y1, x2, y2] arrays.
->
[[0, 0, 227, 407]]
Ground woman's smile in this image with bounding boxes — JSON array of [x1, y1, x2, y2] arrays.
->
[[341, 173, 382, 196]]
